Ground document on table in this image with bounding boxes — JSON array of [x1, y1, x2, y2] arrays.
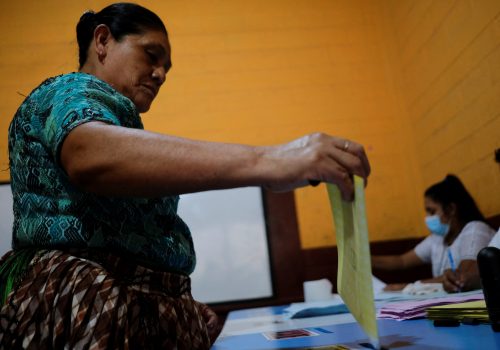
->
[[327, 176, 380, 349], [378, 291, 484, 320], [218, 312, 357, 337], [284, 295, 350, 319], [426, 299, 488, 322]]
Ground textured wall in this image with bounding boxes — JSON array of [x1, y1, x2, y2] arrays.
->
[[387, 0, 500, 220], [0, 0, 497, 248]]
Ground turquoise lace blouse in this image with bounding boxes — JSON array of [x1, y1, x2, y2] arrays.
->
[[8, 72, 196, 274]]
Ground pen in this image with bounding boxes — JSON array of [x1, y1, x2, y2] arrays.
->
[[447, 249, 461, 292], [447, 249, 456, 272]]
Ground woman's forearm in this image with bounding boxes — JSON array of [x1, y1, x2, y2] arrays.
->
[[371, 255, 405, 271], [61, 122, 370, 198], [372, 250, 423, 271], [62, 122, 268, 196]]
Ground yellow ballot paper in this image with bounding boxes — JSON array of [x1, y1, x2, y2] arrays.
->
[[327, 176, 380, 349]]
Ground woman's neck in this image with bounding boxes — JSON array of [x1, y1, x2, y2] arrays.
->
[[445, 219, 465, 245]]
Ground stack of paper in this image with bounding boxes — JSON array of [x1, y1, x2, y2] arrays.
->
[[377, 292, 484, 320], [426, 300, 489, 322]]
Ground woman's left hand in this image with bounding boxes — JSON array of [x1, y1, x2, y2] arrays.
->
[[383, 283, 407, 291], [197, 302, 221, 343]]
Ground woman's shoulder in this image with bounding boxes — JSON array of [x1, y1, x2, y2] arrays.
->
[[37, 72, 89, 87], [461, 220, 496, 236], [23, 73, 99, 102], [31, 72, 115, 96], [13, 72, 139, 129], [24, 73, 135, 114]]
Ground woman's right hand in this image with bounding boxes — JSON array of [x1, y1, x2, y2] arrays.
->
[[442, 260, 480, 292], [442, 268, 464, 292], [262, 132, 370, 200]]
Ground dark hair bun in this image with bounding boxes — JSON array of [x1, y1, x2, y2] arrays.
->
[[79, 10, 96, 22], [444, 174, 460, 185]]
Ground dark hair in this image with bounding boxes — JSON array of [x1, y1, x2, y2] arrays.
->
[[76, 3, 167, 69], [425, 174, 486, 224]]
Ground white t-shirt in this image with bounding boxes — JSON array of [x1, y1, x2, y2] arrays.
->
[[414, 221, 495, 277], [488, 228, 500, 249]]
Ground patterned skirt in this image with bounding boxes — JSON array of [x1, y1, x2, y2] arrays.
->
[[0, 249, 211, 350]]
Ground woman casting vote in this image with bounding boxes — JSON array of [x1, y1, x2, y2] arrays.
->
[[0, 3, 370, 349]]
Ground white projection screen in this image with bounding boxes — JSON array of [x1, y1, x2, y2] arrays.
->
[[178, 187, 273, 303]]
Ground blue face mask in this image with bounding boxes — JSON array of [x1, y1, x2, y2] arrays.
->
[[425, 215, 450, 236]]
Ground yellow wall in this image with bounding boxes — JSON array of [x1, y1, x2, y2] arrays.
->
[[0, 1, 498, 248], [386, 0, 500, 220]]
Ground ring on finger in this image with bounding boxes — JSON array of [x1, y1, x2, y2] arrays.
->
[[343, 140, 350, 151]]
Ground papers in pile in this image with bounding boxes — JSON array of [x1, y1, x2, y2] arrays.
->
[[377, 291, 485, 320], [426, 300, 489, 322]]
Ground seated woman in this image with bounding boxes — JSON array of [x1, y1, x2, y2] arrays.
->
[[0, 3, 370, 349], [443, 223, 500, 292], [372, 174, 495, 292]]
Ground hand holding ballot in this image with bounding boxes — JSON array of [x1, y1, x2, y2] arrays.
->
[[262, 133, 370, 200]]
